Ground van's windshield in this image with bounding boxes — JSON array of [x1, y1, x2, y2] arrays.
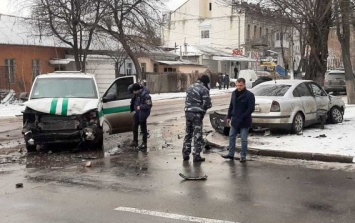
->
[[30, 78, 98, 99]]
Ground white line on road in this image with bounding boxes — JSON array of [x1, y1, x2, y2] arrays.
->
[[114, 207, 239, 223]]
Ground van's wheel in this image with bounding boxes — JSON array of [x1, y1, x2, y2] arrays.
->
[[291, 112, 304, 134], [230, 82, 235, 88], [26, 143, 36, 152], [329, 107, 343, 124]]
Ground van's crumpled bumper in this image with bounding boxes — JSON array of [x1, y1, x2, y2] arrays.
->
[[22, 109, 102, 145]]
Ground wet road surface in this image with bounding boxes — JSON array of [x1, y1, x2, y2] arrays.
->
[[1, 94, 355, 223]]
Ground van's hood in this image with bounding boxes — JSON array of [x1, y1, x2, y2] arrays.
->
[[25, 98, 100, 116]]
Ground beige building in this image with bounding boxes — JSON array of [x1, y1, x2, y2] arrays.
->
[[163, 0, 292, 73]]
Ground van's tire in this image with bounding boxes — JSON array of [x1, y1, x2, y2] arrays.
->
[[230, 82, 236, 87], [328, 107, 343, 124], [291, 112, 304, 134]]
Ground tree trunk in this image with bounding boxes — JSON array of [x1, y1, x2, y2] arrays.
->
[[118, 29, 142, 81], [304, 0, 331, 85], [336, 0, 355, 104]]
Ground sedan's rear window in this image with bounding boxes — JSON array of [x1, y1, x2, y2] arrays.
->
[[327, 72, 345, 79], [252, 84, 291, 96]]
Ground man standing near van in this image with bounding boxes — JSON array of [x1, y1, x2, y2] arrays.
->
[[183, 75, 212, 162], [222, 78, 255, 162], [129, 83, 152, 150]]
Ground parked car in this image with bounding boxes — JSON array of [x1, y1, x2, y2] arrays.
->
[[252, 76, 273, 88], [20, 71, 136, 152], [323, 70, 346, 94], [230, 69, 258, 89], [210, 80, 345, 135]]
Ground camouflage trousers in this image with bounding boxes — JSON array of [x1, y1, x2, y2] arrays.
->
[[182, 112, 204, 156]]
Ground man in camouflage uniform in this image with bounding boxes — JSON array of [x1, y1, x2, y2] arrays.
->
[[183, 75, 212, 162]]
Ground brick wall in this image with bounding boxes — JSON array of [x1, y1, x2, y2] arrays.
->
[[0, 45, 67, 93]]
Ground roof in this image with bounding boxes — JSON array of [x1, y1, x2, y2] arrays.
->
[[259, 80, 312, 85], [174, 45, 231, 57], [156, 60, 206, 66], [37, 72, 95, 79], [212, 56, 256, 62], [0, 14, 66, 48]]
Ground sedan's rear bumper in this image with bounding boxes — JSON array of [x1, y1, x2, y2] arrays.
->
[[324, 85, 346, 92]]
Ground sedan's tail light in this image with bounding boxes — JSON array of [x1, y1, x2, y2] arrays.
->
[[324, 80, 329, 85], [270, 101, 281, 112]]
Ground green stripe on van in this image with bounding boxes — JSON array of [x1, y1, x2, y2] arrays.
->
[[50, 98, 58, 115], [103, 106, 131, 115], [61, 98, 69, 116]]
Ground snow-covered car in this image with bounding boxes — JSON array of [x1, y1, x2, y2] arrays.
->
[[21, 71, 136, 152], [210, 80, 345, 135]]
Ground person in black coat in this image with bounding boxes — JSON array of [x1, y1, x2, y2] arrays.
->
[[129, 83, 152, 150], [221, 78, 255, 162], [223, 73, 230, 89]]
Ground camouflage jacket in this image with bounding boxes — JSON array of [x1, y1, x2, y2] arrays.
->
[[184, 81, 212, 113]]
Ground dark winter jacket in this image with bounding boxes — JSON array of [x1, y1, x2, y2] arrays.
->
[[224, 74, 230, 85], [130, 87, 152, 122], [185, 80, 212, 114], [227, 89, 255, 130]]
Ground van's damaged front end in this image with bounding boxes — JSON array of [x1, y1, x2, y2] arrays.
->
[[22, 101, 103, 152]]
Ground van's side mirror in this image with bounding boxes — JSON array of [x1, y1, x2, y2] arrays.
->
[[19, 92, 29, 101], [102, 93, 117, 103]]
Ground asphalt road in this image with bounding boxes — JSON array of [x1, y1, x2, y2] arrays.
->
[[0, 94, 355, 223]]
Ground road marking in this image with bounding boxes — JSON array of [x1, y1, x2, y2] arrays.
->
[[114, 207, 239, 223]]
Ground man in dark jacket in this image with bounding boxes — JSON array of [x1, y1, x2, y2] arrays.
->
[[130, 83, 152, 150], [183, 75, 212, 162], [223, 73, 230, 89], [222, 78, 255, 162]]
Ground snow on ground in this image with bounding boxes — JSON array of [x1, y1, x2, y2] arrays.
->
[[0, 88, 234, 118], [0, 103, 25, 118], [249, 104, 355, 157]]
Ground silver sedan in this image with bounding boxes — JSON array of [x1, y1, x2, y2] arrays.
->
[[210, 80, 345, 135]]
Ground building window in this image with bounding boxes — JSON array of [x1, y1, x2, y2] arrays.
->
[[209, 3, 212, 11], [5, 59, 16, 84], [32, 59, 41, 81], [260, 27, 262, 37], [153, 63, 159, 73], [201, 30, 210, 39], [164, 67, 177, 72], [276, 33, 280, 41], [266, 28, 269, 40], [126, 63, 132, 75], [247, 25, 251, 39], [141, 63, 146, 73], [253, 25, 257, 39]]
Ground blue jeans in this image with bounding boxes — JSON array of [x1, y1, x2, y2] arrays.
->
[[228, 126, 249, 158]]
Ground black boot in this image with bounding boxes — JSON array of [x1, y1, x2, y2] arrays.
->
[[193, 154, 205, 162], [130, 141, 138, 148], [138, 143, 147, 150]]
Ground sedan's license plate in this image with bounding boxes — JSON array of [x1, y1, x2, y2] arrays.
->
[[255, 104, 260, 112]]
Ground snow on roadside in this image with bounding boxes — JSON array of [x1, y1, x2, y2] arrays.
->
[[249, 105, 355, 157], [0, 104, 25, 118], [0, 88, 234, 118]]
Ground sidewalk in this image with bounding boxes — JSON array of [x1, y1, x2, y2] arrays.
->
[[206, 104, 355, 163]]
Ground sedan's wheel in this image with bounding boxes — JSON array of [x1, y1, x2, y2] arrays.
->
[[291, 113, 304, 134], [230, 82, 236, 88], [330, 107, 343, 124]]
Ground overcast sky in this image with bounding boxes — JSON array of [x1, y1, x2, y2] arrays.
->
[[0, 0, 187, 16]]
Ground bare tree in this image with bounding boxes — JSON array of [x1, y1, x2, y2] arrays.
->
[[334, 0, 355, 104], [32, 0, 105, 71], [87, 0, 163, 81]]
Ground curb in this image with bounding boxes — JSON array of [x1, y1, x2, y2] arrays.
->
[[206, 132, 355, 164]]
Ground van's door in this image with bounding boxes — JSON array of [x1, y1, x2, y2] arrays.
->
[[101, 76, 136, 134]]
